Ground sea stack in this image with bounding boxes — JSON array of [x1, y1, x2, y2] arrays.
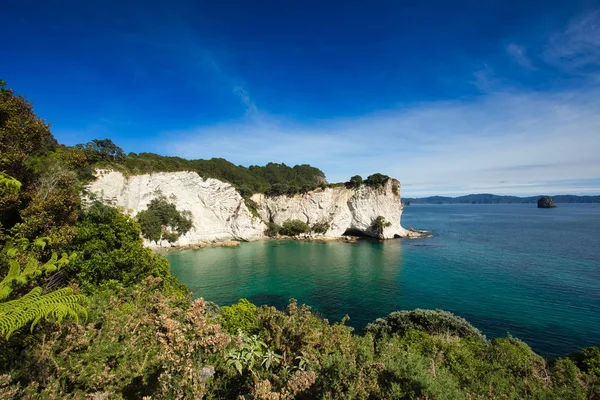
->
[[537, 196, 557, 208]]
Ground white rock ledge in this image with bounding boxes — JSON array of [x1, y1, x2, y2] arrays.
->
[[87, 170, 427, 248]]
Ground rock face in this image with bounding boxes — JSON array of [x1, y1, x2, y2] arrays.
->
[[87, 170, 423, 247], [537, 196, 557, 208], [87, 170, 265, 247], [252, 179, 419, 239]]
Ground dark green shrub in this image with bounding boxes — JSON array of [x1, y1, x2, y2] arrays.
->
[[365, 173, 390, 188], [65, 202, 177, 293], [366, 309, 486, 342], [570, 346, 600, 377], [279, 219, 310, 236], [219, 298, 258, 334], [136, 194, 193, 243], [265, 222, 281, 237], [265, 183, 289, 197], [311, 221, 330, 234], [371, 216, 392, 237], [346, 175, 363, 188], [391, 183, 399, 196]]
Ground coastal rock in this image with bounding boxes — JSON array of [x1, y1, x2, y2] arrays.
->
[[537, 196, 557, 208], [87, 170, 425, 247], [87, 170, 265, 247], [253, 179, 422, 239]]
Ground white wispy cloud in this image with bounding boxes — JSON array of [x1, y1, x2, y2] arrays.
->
[[160, 87, 600, 197], [506, 43, 535, 70], [149, 8, 600, 197], [545, 9, 600, 72]]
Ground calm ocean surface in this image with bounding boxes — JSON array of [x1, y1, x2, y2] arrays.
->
[[167, 204, 600, 357]]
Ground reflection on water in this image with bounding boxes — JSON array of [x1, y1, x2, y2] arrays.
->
[[168, 204, 600, 357]]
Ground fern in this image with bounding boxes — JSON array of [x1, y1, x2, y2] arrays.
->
[[0, 237, 72, 300], [0, 171, 22, 196], [0, 236, 89, 338], [0, 287, 89, 339]]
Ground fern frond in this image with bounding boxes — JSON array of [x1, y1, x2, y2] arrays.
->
[[0, 260, 23, 301], [0, 287, 89, 339], [22, 257, 39, 277], [0, 172, 22, 195], [32, 237, 51, 250]]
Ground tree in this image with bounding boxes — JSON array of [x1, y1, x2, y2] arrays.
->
[[75, 138, 125, 163], [371, 216, 391, 239], [346, 175, 363, 189], [365, 173, 390, 188], [65, 202, 174, 292], [136, 195, 193, 243], [0, 80, 55, 183], [311, 221, 330, 234], [279, 219, 310, 236]]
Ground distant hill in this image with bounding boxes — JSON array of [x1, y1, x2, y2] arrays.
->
[[403, 194, 600, 204]]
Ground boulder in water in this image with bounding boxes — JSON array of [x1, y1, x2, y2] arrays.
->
[[537, 196, 556, 208]]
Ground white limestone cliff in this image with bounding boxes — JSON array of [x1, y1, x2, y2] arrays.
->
[[252, 179, 419, 239], [87, 170, 265, 247], [87, 170, 424, 247]]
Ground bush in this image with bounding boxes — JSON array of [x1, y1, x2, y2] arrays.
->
[[311, 221, 330, 234], [279, 219, 310, 236], [366, 309, 486, 342], [365, 173, 390, 188], [65, 202, 178, 293], [265, 222, 281, 237], [345, 175, 363, 188], [219, 298, 258, 334], [136, 194, 193, 243], [3, 277, 229, 399], [371, 216, 392, 238], [391, 183, 399, 196], [570, 346, 600, 377]]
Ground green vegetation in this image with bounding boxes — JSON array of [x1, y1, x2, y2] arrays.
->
[[280, 219, 311, 236], [311, 221, 330, 234], [95, 151, 327, 198], [265, 222, 282, 237], [219, 298, 259, 334], [136, 194, 193, 243], [366, 309, 486, 341], [365, 173, 390, 188], [0, 80, 599, 399], [346, 174, 363, 188], [371, 216, 392, 238]]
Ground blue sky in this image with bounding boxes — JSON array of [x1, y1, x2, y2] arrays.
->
[[2, 0, 600, 196]]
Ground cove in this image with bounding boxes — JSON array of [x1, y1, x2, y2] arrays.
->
[[167, 203, 600, 358]]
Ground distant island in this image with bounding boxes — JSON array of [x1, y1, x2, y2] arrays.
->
[[538, 196, 557, 208], [403, 193, 600, 204]]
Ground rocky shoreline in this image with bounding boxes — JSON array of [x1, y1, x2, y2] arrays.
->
[[155, 230, 431, 252]]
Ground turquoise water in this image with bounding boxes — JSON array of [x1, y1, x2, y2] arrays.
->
[[167, 204, 600, 357]]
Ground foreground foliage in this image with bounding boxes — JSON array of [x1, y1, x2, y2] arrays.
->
[[1, 79, 599, 399]]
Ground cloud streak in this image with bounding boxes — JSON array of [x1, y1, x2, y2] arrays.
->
[[545, 9, 600, 73], [160, 86, 600, 197], [146, 8, 600, 197], [506, 43, 535, 70]]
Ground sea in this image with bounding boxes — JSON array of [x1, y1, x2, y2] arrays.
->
[[166, 204, 600, 357]]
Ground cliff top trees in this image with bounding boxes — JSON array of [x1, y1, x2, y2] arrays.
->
[[136, 195, 193, 243], [365, 173, 390, 188], [75, 139, 125, 163], [346, 175, 363, 188]]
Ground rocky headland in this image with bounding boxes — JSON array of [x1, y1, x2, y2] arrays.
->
[[87, 169, 428, 248]]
